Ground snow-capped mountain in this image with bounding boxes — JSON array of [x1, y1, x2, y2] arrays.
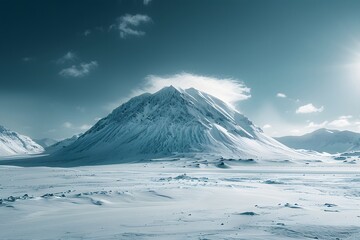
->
[[46, 134, 81, 153], [56, 86, 306, 162], [276, 128, 360, 154], [0, 125, 44, 156]]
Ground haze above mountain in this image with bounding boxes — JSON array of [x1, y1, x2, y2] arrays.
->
[[276, 128, 360, 154], [34, 138, 58, 148]]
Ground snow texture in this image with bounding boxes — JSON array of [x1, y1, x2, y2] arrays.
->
[[56, 86, 307, 164], [0, 125, 44, 156], [0, 160, 360, 239]]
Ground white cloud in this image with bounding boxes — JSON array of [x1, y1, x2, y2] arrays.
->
[[339, 115, 353, 119], [138, 72, 250, 104], [105, 72, 251, 111], [79, 124, 92, 131], [63, 122, 73, 128], [84, 30, 91, 36], [263, 124, 272, 129], [296, 103, 324, 114], [290, 129, 301, 134], [63, 122, 92, 131], [329, 118, 351, 128], [276, 93, 286, 98], [113, 14, 152, 38], [306, 121, 328, 129], [143, 0, 152, 5], [272, 114, 360, 136], [302, 115, 359, 133], [59, 61, 98, 78], [57, 51, 77, 64]]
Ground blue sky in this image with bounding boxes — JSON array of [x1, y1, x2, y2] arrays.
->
[[1, 0, 360, 139]]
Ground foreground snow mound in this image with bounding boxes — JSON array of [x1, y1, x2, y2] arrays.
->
[[0, 125, 44, 156], [276, 128, 360, 154], [57, 86, 307, 162]]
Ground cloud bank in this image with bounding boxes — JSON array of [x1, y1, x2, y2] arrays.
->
[[300, 115, 359, 134], [296, 103, 324, 114], [328, 115, 352, 128], [113, 14, 152, 38], [136, 73, 251, 104], [59, 61, 98, 78], [106, 73, 250, 111], [276, 93, 287, 98], [62, 122, 92, 131], [57, 51, 77, 64]]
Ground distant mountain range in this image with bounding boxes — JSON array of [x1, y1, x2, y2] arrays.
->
[[275, 128, 360, 154], [0, 124, 83, 157], [0, 125, 44, 156]]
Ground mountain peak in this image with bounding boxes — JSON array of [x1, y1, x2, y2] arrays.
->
[[314, 128, 334, 133], [56, 86, 302, 163], [154, 85, 182, 96]]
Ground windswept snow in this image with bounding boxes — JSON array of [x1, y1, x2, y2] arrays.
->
[[0, 125, 44, 156], [0, 161, 360, 239]]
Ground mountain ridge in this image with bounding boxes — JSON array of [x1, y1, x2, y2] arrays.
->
[[275, 128, 360, 153], [0, 125, 44, 156], [53, 86, 307, 163]]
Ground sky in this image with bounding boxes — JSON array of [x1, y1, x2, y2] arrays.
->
[[1, 0, 360, 140]]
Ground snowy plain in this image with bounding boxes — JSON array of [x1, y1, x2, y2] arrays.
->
[[1, 87, 360, 239], [1, 157, 360, 240]]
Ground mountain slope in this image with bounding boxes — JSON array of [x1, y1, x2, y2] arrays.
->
[[0, 125, 44, 156], [46, 134, 81, 153], [276, 128, 360, 153], [34, 138, 58, 148], [55, 86, 305, 163]]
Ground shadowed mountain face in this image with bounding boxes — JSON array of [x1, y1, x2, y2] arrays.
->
[[0, 125, 44, 156], [276, 128, 360, 154], [49, 86, 301, 164], [45, 134, 81, 154]]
